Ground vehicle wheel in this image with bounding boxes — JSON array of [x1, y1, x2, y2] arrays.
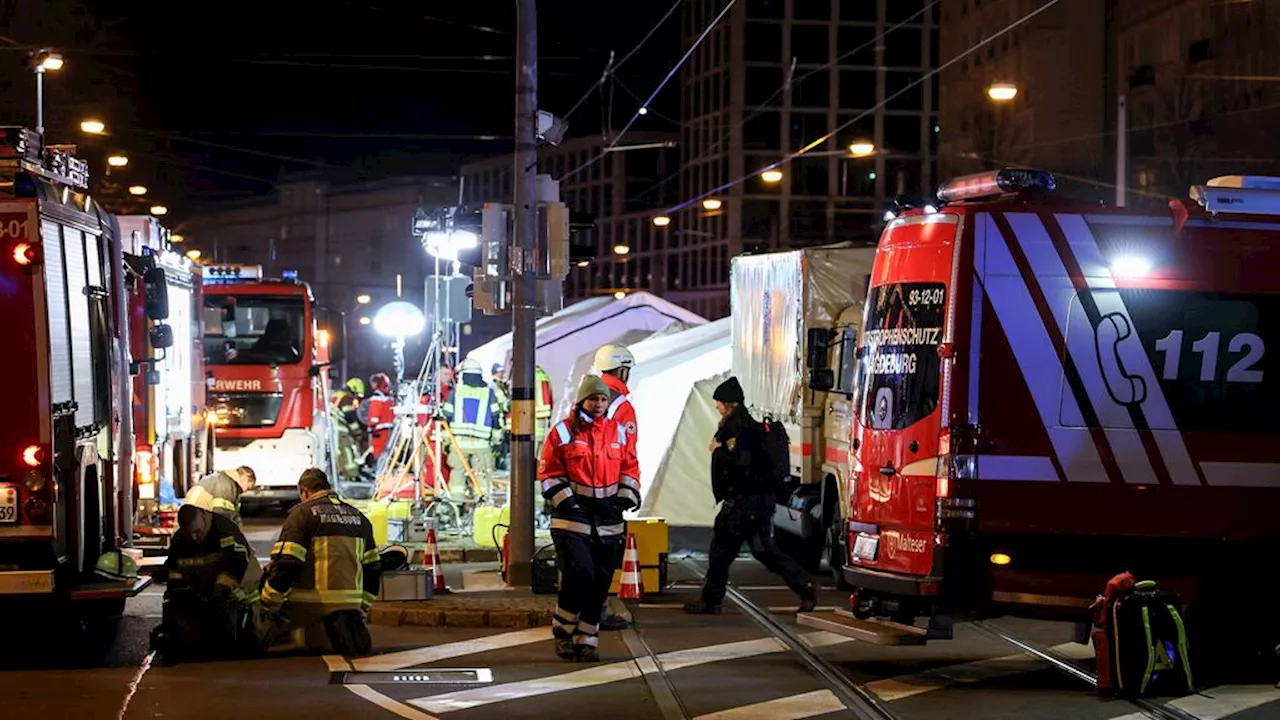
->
[[826, 523, 853, 590]]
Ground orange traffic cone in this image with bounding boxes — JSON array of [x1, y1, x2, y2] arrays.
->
[[618, 533, 644, 601], [424, 526, 449, 594]]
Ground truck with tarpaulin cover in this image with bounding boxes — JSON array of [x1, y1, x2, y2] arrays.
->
[[729, 245, 876, 582]]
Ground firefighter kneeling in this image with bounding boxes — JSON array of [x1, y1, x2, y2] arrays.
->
[[149, 490, 263, 663], [258, 468, 382, 657]]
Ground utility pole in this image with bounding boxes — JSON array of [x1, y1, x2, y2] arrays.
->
[[1116, 93, 1127, 207], [507, 0, 539, 587]]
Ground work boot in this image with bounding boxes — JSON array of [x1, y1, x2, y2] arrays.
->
[[600, 612, 629, 630], [574, 644, 600, 662], [683, 600, 722, 615], [554, 637, 575, 660], [798, 580, 820, 613]]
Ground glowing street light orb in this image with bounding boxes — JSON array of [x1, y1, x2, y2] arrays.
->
[[373, 300, 427, 338], [702, 198, 723, 211], [80, 119, 106, 134], [761, 169, 784, 183], [848, 140, 876, 157], [107, 155, 128, 167], [129, 185, 147, 196], [651, 215, 671, 227]]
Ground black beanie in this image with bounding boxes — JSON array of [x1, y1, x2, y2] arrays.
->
[[713, 376, 745, 404]]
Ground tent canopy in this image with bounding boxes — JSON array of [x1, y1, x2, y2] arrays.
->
[[467, 292, 706, 410]]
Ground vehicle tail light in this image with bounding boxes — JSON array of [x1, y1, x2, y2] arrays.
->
[[12, 242, 41, 267], [21, 444, 43, 468], [935, 430, 977, 527], [136, 449, 158, 500]]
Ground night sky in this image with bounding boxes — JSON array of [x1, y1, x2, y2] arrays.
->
[[1, 0, 682, 216]]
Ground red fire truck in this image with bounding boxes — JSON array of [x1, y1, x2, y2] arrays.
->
[[119, 215, 210, 550], [813, 169, 1280, 660], [0, 128, 153, 660], [201, 264, 342, 505]]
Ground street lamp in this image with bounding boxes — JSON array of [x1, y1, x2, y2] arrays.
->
[[29, 49, 63, 136], [848, 140, 876, 157], [356, 293, 372, 305], [129, 185, 147, 196], [107, 155, 129, 167], [373, 300, 427, 382], [987, 82, 1018, 102], [613, 291, 626, 300], [169, 234, 184, 243], [760, 169, 784, 183], [185, 249, 202, 261], [358, 316, 371, 326], [702, 198, 723, 211], [80, 119, 106, 134], [422, 229, 478, 263], [150, 205, 168, 216], [651, 215, 671, 227]]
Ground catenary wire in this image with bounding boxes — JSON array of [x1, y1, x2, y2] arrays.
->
[[627, 0, 945, 205], [563, 0, 737, 181], [659, 0, 1065, 215]]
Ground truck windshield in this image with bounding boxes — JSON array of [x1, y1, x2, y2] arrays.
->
[[210, 393, 283, 428], [202, 296, 305, 366], [857, 282, 946, 430]]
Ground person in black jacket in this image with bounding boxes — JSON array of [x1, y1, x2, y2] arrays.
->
[[685, 377, 818, 614]]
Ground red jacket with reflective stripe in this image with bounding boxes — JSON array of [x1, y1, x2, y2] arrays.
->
[[365, 393, 394, 456], [601, 373, 637, 449], [538, 414, 641, 528]]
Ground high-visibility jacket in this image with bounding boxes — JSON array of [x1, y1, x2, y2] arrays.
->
[[535, 367, 554, 421], [492, 381, 512, 432], [362, 391, 394, 457], [261, 491, 382, 617], [601, 373, 637, 450], [443, 377, 502, 448], [188, 471, 243, 525], [538, 414, 640, 538], [163, 509, 262, 605]]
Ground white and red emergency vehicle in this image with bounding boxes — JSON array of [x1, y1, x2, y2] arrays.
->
[[120, 215, 210, 550], [820, 169, 1280, 652], [201, 264, 340, 504], [0, 128, 152, 659]]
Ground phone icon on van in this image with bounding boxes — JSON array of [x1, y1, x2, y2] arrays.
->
[[1095, 312, 1148, 406]]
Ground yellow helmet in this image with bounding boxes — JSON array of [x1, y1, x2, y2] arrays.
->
[[593, 344, 635, 372]]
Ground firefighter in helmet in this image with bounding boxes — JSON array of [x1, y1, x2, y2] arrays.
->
[[591, 343, 637, 630], [441, 358, 503, 500], [490, 363, 512, 471], [150, 488, 262, 662], [359, 373, 395, 459], [330, 390, 363, 482]]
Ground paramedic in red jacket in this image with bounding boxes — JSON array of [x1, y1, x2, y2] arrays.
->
[[538, 375, 640, 662]]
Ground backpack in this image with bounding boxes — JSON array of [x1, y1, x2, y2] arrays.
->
[[755, 417, 792, 495], [1107, 579, 1194, 698]]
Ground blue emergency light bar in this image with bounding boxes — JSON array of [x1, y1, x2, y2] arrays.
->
[[936, 168, 1056, 204], [281, 269, 298, 281], [201, 264, 264, 283]]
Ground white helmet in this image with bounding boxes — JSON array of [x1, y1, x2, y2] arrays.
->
[[593, 344, 635, 373], [459, 357, 483, 374]]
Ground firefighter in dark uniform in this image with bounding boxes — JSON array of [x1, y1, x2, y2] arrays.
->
[[539, 375, 641, 662], [684, 377, 818, 614], [150, 491, 262, 662], [186, 466, 256, 526], [259, 468, 383, 656]]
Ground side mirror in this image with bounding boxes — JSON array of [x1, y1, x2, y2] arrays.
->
[[809, 369, 835, 392], [143, 266, 170, 320], [806, 327, 834, 370], [151, 323, 174, 350]]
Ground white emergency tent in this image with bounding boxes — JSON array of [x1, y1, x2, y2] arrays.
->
[[554, 321, 700, 420], [467, 292, 706, 404], [619, 318, 732, 527]]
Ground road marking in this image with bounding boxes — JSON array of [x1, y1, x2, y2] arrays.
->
[[866, 642, 1093, 702], [1108, 684, 1280, 720], [766, 606, 838, 614], [324, 655, 353, 672], [353, 627, 551, 672], [346, 685, 440, 720], [693, 689, 845, 720], [410, 634, 848, 713]]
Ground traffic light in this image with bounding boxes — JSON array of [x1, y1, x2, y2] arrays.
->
[[568, 210, 596, 265]]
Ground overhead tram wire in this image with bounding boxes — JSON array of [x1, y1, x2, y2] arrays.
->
[[559, 0, 684, 124], [627, 0, 945, 205], [562, 0, 737, 181], [659, 0, 1066, 215]]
